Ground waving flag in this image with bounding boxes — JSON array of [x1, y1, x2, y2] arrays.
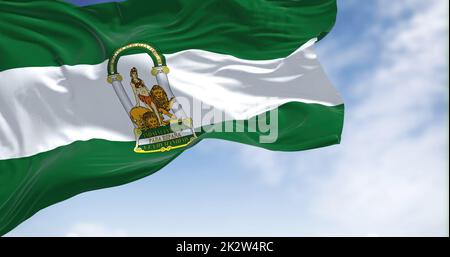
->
[[0, 0, 343, 235]]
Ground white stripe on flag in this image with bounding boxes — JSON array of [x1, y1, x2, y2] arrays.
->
[[0, 39, 342, 160]]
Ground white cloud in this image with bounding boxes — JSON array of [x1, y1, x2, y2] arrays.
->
[[239, 0, 449, 236], [66, 223, 128, 237]]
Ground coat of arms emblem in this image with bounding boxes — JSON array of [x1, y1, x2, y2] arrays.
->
[[106, 43, 196, 153]]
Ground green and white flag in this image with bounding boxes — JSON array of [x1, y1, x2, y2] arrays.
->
[[0, 0, 343, 235]]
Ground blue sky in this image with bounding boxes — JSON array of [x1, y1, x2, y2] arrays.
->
[[6, 0, 449, 236]]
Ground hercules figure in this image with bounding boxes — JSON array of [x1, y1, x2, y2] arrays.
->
[[129, 67, 162, 125]]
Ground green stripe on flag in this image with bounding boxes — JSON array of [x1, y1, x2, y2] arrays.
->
[[0, 0, 336, 72], [0, 102, 344, 235]]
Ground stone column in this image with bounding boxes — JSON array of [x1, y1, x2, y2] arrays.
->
[[110, 74, 133, 114]]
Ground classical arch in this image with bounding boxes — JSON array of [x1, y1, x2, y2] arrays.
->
[[107, 42, 169, 83]]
